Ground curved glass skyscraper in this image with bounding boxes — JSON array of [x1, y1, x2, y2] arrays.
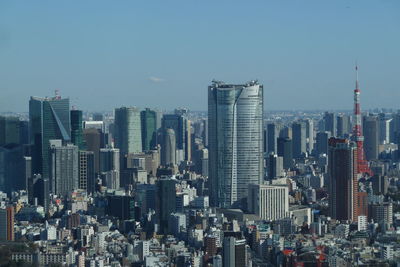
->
[[208, 80, 263, 208]]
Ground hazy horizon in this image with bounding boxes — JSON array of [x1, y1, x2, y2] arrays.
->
[[1, 0, 399, 112]]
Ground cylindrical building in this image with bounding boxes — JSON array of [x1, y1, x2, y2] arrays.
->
[[208, 80, 263, 208], [162, 128, 176, 166]]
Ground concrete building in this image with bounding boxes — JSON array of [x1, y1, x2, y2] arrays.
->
[[49, 141, 79, 196], [78, 151, 95, 193], [248, 184, 289, 221]]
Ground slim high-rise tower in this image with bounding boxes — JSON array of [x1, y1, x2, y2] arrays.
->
[[114, 107, 142, 155], [208, 80, 263, 208], [328, 138, 359, 222], [71, 109, 86, 150], [29, 95, 71, 178], [352, 65, 372, 176]]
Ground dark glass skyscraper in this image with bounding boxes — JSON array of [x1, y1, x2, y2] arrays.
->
[[363, 114, 379, 161], [157, 178, 176, 234], [71, 110, 86, 150], [292, 121, 306, 159], [141, 108, 157, 151], [29, 96, 71, 178], [208, 80, 263, 208], [277, 137, 293, 170], [0, 116, 20, 146]]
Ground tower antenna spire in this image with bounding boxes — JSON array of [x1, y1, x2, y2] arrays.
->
[[355, 61, 359, 90], [352, 63, 372, 176]]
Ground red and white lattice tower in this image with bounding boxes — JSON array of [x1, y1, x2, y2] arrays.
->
[[352, 64, 372, 176]]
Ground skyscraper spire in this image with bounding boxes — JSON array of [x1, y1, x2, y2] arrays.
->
[[352, 64, 372, 176]]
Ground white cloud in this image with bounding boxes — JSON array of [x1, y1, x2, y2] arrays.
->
[[148, 76, 165, 83]]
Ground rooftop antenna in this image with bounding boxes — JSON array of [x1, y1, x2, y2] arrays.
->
[[55, 89, 61, 99]]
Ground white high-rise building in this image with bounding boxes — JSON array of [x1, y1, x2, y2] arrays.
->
[[358, 215, 367, 231], [248, 184, 289, 221], [208, 80, 263, 208]]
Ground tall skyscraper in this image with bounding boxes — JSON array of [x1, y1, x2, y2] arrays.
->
[[0, 144, 27, 196], [328, 138, 359, 222], [100, 148, 120, 172], [208, 80, 263, 208], [304, 119, 314, 153], [292, 121, 306, 158], [277, 137, 293, 170], [99, 148, 120, 189], [323, 112, 337, 137], [157, 178, 176, 234], [29, 95, 71, 178], [71, 110, 86, 149], [49, 141, 79, 196], [202, 119, 209, 147], [378, 115, 391, 144], [0, 206, 14, 241], [315, 131, 330, 156], [161, 128, 176, 166], [83, 128, 102, 174], [337, 114, 351, 138], [267, 122, 280, 154], [222, 237, 246, 267], [267, 153, 283, 179], [0, 116, 20, 146], [162, 113, 188, 162], [363, 114, 379, 161], [114, 107, 142, 155], [78, 151, 95, 193], [141, 108, 157, 151]]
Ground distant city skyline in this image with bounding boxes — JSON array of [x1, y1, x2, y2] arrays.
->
[[0, 1, 399, 112]]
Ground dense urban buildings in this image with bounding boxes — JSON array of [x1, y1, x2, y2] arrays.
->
[[0, 72, 399, 266]]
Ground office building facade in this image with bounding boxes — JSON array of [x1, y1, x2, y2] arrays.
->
[[29, 96, 71, 178], [114, 107, 142, 155], [208, 80, 263, 208], [328, 138, 359, 222], [248, 184, 289, 221]]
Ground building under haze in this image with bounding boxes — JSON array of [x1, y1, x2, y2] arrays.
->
[[71, 110, 85, 150], [277, 137, 293, 170], [29, 95, 71, 179], [114, 107, 142, 155], [161, 128, 176, 167], [363, 114, 379, 161], [292, 121, 307, 159], [208, 80, 263, 208], [162, 113, 189, 162], [49, 140, 79, 196], [0, 116, 20, 146], [328, 138, 359, 222], [141, 108, 157, 151]]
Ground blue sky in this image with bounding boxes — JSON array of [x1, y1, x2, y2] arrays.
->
[[0, 0, 399, 112]]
